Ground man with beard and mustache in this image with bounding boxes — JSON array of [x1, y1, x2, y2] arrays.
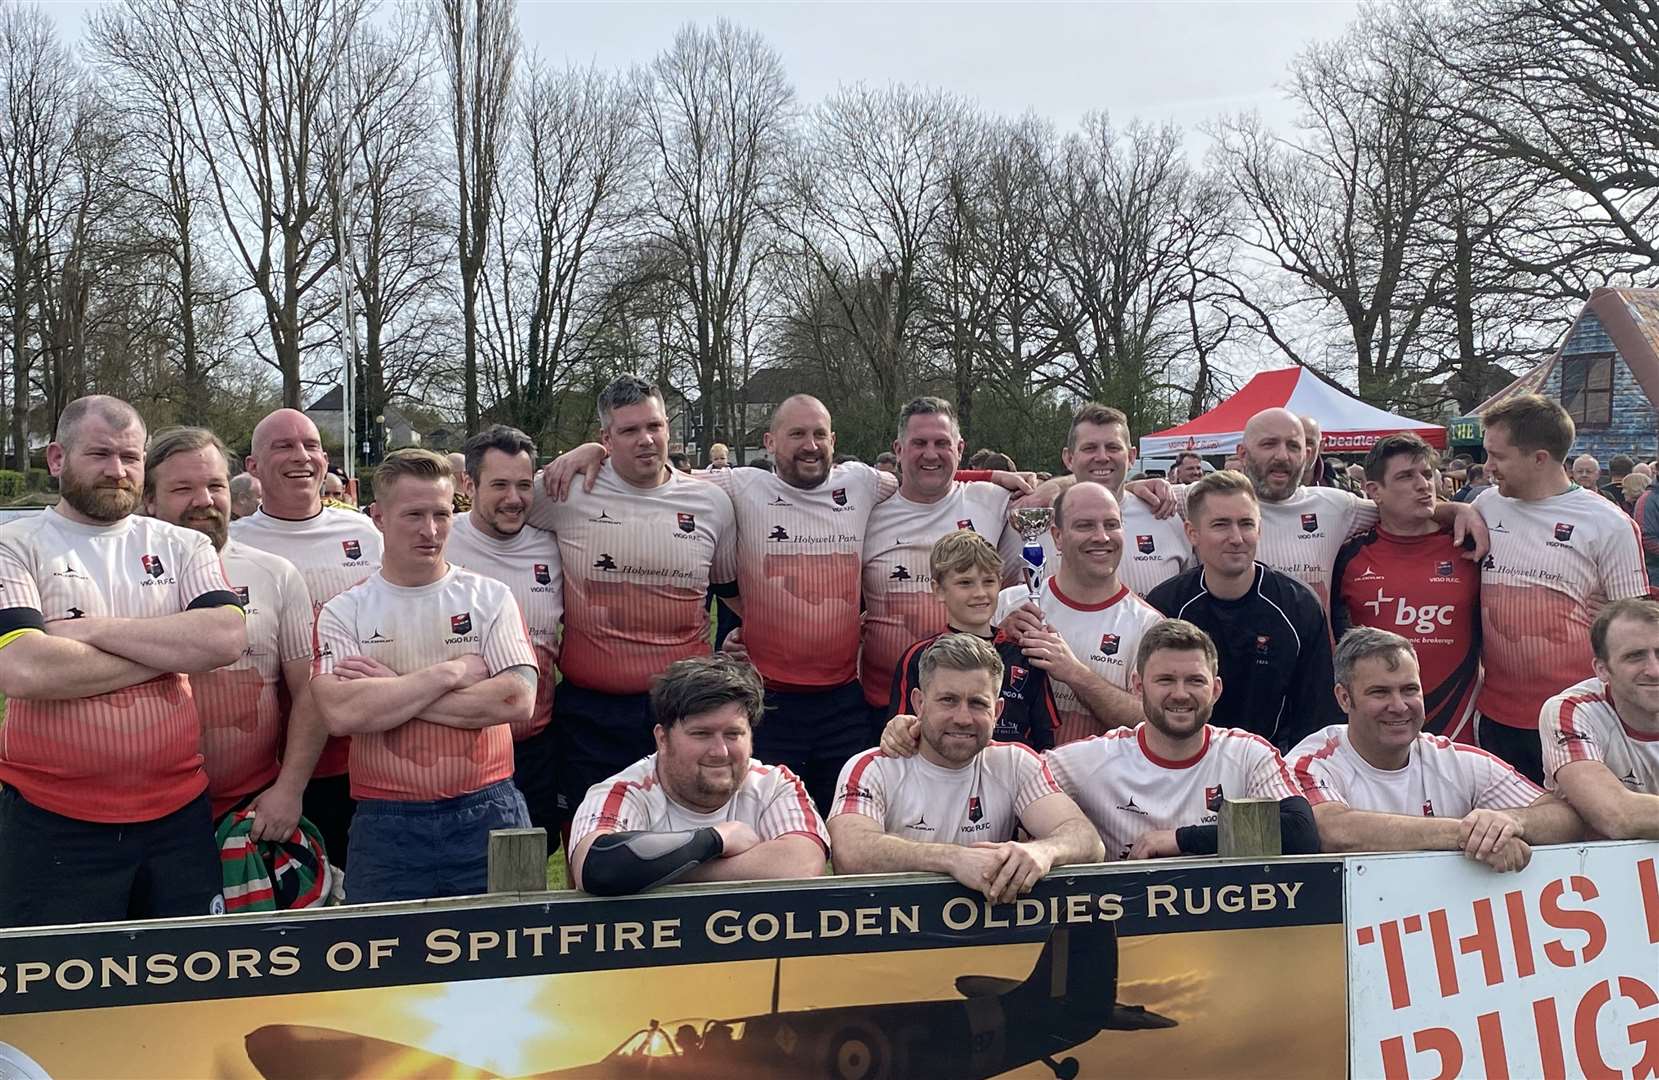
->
[[444, 425, 565, 834], [0, 396, 247, 926], [145, 428, 323, 842], [830, 634, 1101, 903], [528, 376, 738, 831], [882, 620, 1320, 862], [568, 656, 827, 896], [1236, 408, 1486, 616], [1146, 470, 1341, 752], [539, 392, 1031, 813], [234, 408, 383, 870]]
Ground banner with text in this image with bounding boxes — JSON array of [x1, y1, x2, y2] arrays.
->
[[1347, 841, 1659, 1080], [0, 859, 1344, 1079]]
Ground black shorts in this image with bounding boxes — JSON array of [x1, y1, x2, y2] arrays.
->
[[752, 680, 871, 817], [302, 773, 356, 872], [0, 786, 221, 927], [553, 682, 656, 815], [1477, 714, 1545, 786], [513, 720, 564, 841]]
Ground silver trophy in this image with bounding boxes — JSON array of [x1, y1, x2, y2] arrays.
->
[[1011, 506, 1055, 607]]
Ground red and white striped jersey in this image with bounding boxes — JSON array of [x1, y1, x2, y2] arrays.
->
[[444, 513, 563, 739], [709, 462, 895, 689], [1034, 494, 1193, 598], [231, 506, 382, 777], [526, 463, 736, 695], [194, 539, 313, 817], [830, 743, 1062, 844], [994, 578, 1162, 744], [0, 507, 237, 821], [1540, 677, 1659, 795], [859, 483, 1023, 705], [1474, 485, 1649, 727], [1288, 724, 1540, 816], [1255, 487, 1377, 614], [1045, 724, 1300, 860], [313, 566, 536, 801], [570, 753, 829, 853]]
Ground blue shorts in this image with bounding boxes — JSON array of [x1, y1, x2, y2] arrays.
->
[[345, 779, 529, 904]]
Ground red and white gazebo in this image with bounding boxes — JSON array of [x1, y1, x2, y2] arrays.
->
[[1139, 366, 1446, 457]]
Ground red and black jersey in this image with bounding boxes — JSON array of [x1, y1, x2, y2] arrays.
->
[[888, 625, 1058, 752], [1332, 526, 1481, 743]]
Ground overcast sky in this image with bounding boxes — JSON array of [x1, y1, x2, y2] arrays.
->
[[53, 1, 1361, 148]]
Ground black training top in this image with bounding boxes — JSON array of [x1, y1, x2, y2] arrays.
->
[[888, 625, 1058, 752]]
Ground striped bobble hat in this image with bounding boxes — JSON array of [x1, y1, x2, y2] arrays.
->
[[215, 810, 333, 913]]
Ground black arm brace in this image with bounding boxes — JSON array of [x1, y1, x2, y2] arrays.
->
[[1174, 796, 1322, 857], [579, 828, 723, 896]]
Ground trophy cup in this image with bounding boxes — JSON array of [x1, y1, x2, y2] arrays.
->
[[1011, 506, 1055, 607]]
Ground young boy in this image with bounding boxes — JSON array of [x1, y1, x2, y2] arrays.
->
[[887, 530, 1060, 750]]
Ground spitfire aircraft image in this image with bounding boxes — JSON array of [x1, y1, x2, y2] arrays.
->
[[243, 919, 1174, 1080]]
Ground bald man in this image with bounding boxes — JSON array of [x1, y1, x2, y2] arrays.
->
[[448, 452, 472, 512], [1234, 408, 1484, 614], [1300, 415, 1325, 486], [1572, 454, 1602, 492], [233, 409, 383, 871]]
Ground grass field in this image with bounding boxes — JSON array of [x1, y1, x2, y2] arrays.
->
[[547, 847, 567, 890]]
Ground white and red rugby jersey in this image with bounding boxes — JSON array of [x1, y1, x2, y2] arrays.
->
[[1254, 486, 1377, 614], [1540, 677, 1659, 795], [232, 506, 382, 777], [1045, 724, 1299, 860], [445, 513, 563, 738], [313, 565, 535, 801], [859, 482, 1022, 705], [0, 507, 238, 820], [570, 753, 828, 852], [527, 463, 735, 695], [995, 578, 1162, 744], [1288, 724, 1540, 817], [830, 742, 1062, 844], [1474, 485, 1648, 728]]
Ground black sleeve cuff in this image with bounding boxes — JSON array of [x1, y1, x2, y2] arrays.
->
[[188, 589, 243, 612], [711, 579, 740, 599], [1176, 824, 1218, 856], [0, 605, 46, 636]]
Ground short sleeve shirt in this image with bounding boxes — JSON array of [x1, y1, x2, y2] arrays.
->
[[313, 566, 535, 801], [994, 579, 1163, 744], [526, 463, 735, 695], [829, 743, 1062, 844], [1035, 495, 1193, 598], [860, 482, 1022, 705], [1046, 725, 1300, 860], [570, 753, 829, 854], [444, 513, 564, 739], [1474, 486, 1650, 727], [194, 540, 314, 816], [1288, 724, 1540, 817], [1255, 487, 1378, 614], [0, 508, 239, 821], [1540, 677, 1659, 795]]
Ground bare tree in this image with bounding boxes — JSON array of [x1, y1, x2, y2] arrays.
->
[[432, 0, 517, 432], [637, 19, 793, 458], [0, 6, 80, 468]]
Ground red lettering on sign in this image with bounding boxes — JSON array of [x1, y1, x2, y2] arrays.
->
[[1640, 857, 1659, 946], [1459, 897, 1504, 988], [1427, 908, 1460, 998], [1378, 919, 1413, 1010], [1382, 1029, 1462, 1080], [1532, 995, 1567, 1079], [1504, 889, 1536, 979], [1476, 1011, 1510, 1079], [1541, 876, 1606, 968]]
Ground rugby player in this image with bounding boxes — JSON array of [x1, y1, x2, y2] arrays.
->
[[830, 634, 1103, 903], [1333, 435, 1481, 742], [311, 450, 536, 903], [1236, 408, 1485, 615], [145, 428, 322, 842], [1473, 394, 1649, 782], [1030, 404, 1194, 596], [1146, 470, 1340, 751], [889, 529, 1061, 749], [1539, 598, 1659, 838], [568, 656, 827, 896], [0, 396, 247, 925], [996, 482, 1160, 743], [444, 425, 564, 832], [525, 376, 737, 828], [1289, 628, 1584, 872], [229, 472, 261, 519], [884, 620, 1319, 862], [234, 408, 383, 867]]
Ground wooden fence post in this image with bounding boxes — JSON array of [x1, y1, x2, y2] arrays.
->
[[1218, 798, 1281, 858], [487, 827, 548, 893]]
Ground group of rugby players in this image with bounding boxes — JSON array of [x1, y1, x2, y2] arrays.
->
[[1, 377, 1656, 924]]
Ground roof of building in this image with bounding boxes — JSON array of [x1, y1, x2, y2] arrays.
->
[[1477, 287, 1659, 413]]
